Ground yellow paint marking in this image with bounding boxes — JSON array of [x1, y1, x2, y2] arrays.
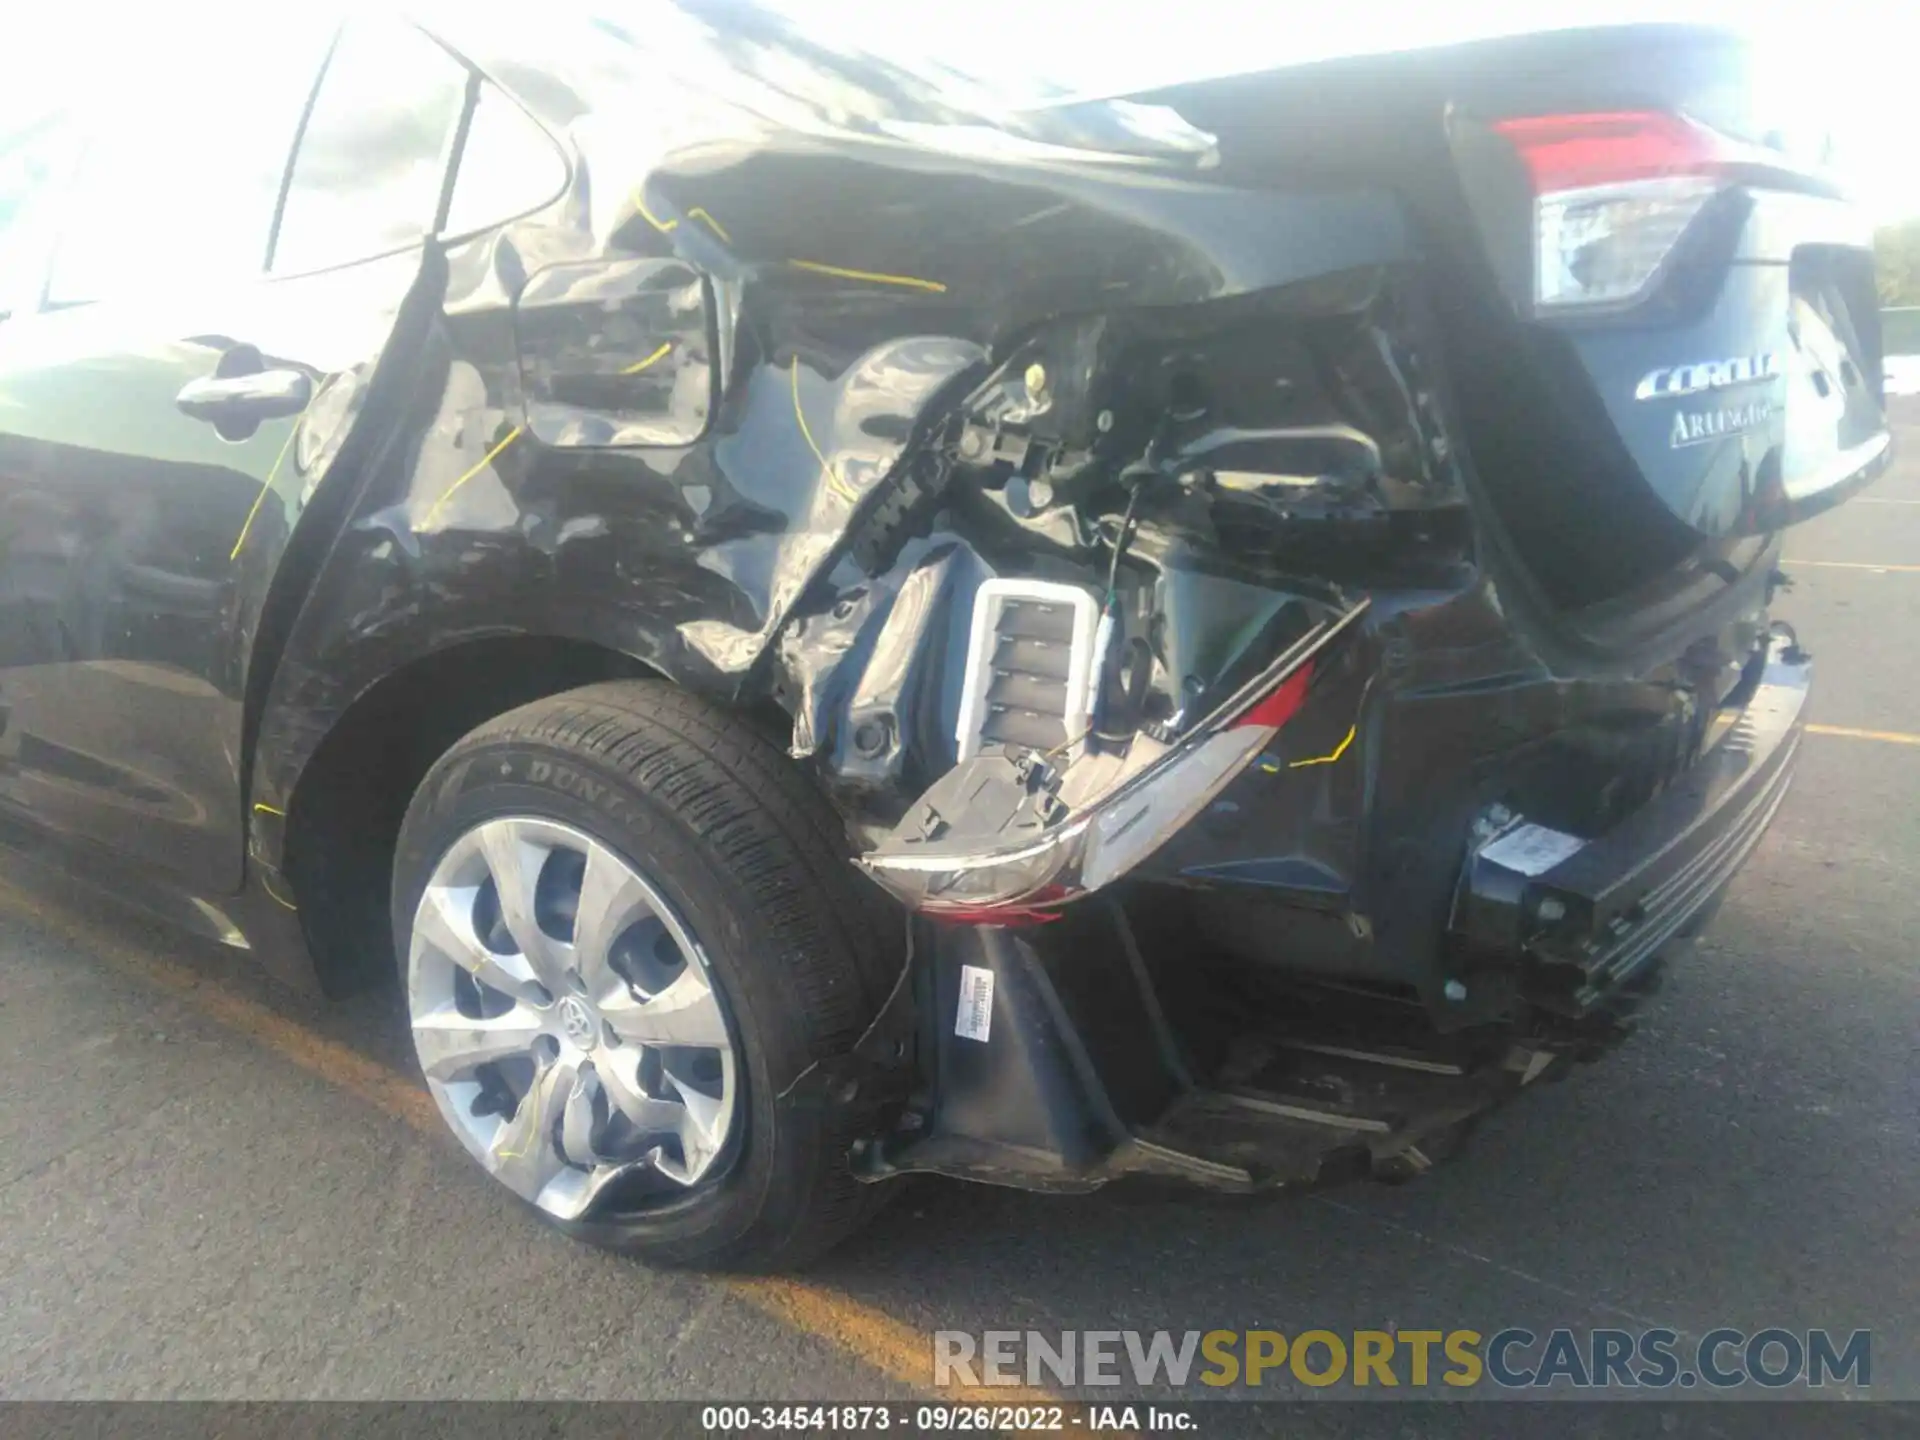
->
[[1289, 723, 1357, 769], [790, 363, 858, 504], [788, 258, 948, 294], [423, 425, 524, 528], [1806, 723, 1920, 746], [632, 189, 678, 233], [1787, 560, 1920, 573], [687, 206, 731, 243], [228, 419, 303, 562], [252, 802, 284, 817], [731, 1277, 1066, 1406], [0, 876, 438, 1133], [790, 362, 830, 472], [630, 193, 729, 244], [0, 877, 1078, 1412], [620, 341, 673, 375]]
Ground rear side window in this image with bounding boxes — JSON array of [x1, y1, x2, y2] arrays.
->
[[441, 83, 569, 239], [272, 18, 468, 276]]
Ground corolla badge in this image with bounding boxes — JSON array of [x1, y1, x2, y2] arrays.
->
[[1635, 353, 1780, 401]]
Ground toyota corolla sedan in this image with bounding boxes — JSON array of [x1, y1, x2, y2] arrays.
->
[[0, 5, 1888, 1268]]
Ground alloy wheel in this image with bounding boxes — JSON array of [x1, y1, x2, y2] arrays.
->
[[405, 816, 740, 1219]]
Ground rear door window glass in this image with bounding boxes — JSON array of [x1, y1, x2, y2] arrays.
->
[[41, 19, 330, 306], [0, 115, 77, 313]]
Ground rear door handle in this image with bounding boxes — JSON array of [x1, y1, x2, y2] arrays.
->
[[176, 369, 311, 431]]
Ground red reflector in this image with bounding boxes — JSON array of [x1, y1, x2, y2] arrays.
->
[[1494, 111, 1725, 192], [1233, 662, 1314, 731]]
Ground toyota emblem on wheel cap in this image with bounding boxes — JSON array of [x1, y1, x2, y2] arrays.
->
[[559, 995, 597, 1048]]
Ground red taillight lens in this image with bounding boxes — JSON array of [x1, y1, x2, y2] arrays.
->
[[1494, 111, 1729, 192], [1231, 661, 1314, 731], [1494, 110, 1726, 313]]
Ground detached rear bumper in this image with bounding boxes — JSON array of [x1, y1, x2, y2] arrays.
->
[[846, 635, 1808, 1199], [1455, 636, 1809, 1016]]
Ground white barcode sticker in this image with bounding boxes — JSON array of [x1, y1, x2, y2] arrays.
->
[[1479, 822, 1585, 877], [955, 965, 995, 1043]]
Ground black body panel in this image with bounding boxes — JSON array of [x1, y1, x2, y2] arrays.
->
[[0, 251, 431, 899]]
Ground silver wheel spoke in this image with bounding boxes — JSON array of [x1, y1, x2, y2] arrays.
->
[[414, 885, 545, 1005], [663, 1057, 731, 1181], [573, 841, 656, 983], [476, 818, 571, 993], [412, 1003, 544, 1081], [602, 966, 729, 1049], [540, 1157, 644, 1223], [488, 1053, 579, 1201], [560, 1066, 603, 1167], [599, 1051, 694, 1133], [408, 814, 742, 1215]]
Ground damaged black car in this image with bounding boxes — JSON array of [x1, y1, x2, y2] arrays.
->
[[0, 6, 1889, 1268]]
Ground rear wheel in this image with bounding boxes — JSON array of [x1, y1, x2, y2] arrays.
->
[[390, 681, 899, 1269]]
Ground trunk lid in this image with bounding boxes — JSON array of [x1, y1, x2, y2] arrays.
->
[[1138, 23, 1890, 621]]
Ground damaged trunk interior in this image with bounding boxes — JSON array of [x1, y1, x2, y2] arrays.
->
[[783, 272, 1459, 903], [766, 270, 1616, 1193]]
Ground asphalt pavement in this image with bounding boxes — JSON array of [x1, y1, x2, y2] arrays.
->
[[0, 419, 1915, 1421]]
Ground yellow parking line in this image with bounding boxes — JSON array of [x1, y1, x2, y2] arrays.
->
[[1806, 723, 1920, 746], [0, 875, 1062, 1408], [0, 876, 441, 1133], [734, 1277, 1061, 1404]]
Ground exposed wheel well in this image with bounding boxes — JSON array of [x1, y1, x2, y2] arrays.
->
[[283, 637, 658, 998]]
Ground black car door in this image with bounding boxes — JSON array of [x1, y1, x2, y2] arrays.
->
[[0, 15, 475, 893]]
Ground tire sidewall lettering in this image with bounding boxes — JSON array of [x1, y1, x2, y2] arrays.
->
[[473, 754, 645, 832]]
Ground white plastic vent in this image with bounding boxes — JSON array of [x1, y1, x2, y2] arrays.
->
[[954, 579, 1100, 763]]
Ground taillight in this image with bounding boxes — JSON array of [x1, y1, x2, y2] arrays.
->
[[1494, 111, 1730, 313], [858, 602, 1369, 921], [1230, 661, 1313, 730]]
